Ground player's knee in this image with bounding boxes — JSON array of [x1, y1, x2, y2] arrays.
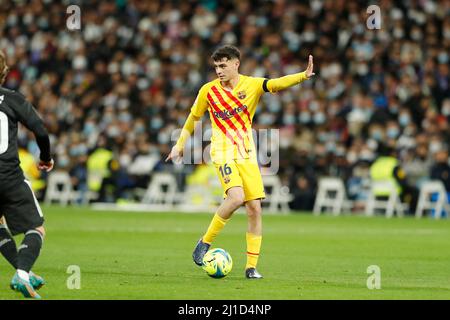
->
[[231, 196, 245, 208], [228, 190, 245, 208], [246, 204, 262, 218]]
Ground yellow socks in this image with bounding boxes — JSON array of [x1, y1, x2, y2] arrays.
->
[[246, 232, 262, 269], [202, 215, 262, 270], [202, 213, 228, 244]]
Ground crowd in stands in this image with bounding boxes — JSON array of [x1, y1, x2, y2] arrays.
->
[[1, 0, 449, 210]]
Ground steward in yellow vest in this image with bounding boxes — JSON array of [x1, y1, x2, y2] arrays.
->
[[370, 156, 403, 196], [87, 147, 113, 193], [370, 145, 418, 214]]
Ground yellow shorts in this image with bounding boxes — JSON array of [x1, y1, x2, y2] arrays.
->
[[214, 159, 266, 202]]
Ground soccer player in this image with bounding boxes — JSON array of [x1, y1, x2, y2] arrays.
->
[[166, 45, 314, 279], [0, 51, 54, 298]]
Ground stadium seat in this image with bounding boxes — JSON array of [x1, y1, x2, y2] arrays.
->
[[365, 181, 406, 218], [141, 173, 178, 209], [313, 177, 350, 216], [44, 171, 75, 206], [262, 175, 292, 213], [415, 180, 449, 220]]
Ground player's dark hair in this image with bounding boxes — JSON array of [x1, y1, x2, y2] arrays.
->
[[211, 45, 241, 62]]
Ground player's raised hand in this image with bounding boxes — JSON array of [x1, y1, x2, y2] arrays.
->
[[305, 54, 315, 79], [38, 159, 54, 172], [165, 146, 183, 164]]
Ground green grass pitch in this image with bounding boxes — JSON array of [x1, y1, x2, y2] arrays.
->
[[1, 206, 449, 300]]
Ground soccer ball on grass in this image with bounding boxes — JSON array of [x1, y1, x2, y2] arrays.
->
[[202, 248, 233, 278]]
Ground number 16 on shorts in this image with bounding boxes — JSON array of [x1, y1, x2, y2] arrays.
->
[[219, 164, 232, 177]]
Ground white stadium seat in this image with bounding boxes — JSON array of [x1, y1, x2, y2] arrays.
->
[[262, 175, 292, 213], [415, 180, 449, 220], [365, 180, 406, 218], [141, 173, 178, 209], [313, 177, 350, 216], [45, 171, 75, 206]]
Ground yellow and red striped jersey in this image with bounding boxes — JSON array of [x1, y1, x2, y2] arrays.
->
[[191, 75, 266, 163]]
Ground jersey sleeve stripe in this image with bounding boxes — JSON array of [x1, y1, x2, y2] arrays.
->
[[206, 93, 246, 159], [262, 78, 269, 93]]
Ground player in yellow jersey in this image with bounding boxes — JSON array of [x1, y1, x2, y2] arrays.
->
[[166, 45, 315, 279]]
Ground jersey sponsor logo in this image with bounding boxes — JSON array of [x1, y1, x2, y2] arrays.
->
[[0, 95, 4, 104], [212, 104, 248, 120]]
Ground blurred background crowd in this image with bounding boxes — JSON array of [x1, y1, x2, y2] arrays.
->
[[0, 0, 449, 211]]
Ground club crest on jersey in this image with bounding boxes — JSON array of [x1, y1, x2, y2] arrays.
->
[[224, 176, 231, 184], [237, 91, 246, 99]]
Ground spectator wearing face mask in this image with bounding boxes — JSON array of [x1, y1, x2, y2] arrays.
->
[[385, 121, 401, 141]]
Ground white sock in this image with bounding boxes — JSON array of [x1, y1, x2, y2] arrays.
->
[[17, 269, 30, 282]]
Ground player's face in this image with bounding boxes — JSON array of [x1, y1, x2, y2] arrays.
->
[[214, 58, 239, 81]]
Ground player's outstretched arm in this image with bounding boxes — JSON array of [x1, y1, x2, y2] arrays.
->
[[166, 85, 208, 163], [11, 91, 54, 172], [165, 112, 201, 164], [265, 55, 315, 93], [33, 124, 54, 172]]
